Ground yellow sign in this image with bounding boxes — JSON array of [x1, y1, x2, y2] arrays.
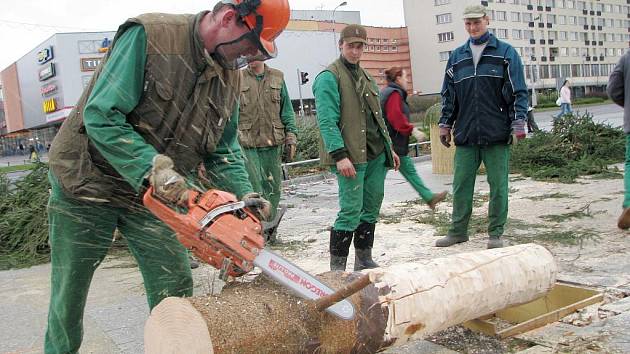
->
[[43, 97, 57, 113]]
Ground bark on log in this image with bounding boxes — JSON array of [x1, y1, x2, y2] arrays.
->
[[144, 244, 557, 354]]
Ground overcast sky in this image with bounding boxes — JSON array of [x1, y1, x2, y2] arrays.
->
[[0, 0, 405, 71]]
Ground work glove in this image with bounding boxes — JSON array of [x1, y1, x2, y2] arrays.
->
[[411, 127, 427, 143], [284, 132, 297, 162], [511, 120, 527, 144], [148, 154, 189, 205], [439, 126, 452, 148], [242, 192, 272, 221]]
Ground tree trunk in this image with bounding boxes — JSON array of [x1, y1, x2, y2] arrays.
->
[[144, 243, 557, 354]]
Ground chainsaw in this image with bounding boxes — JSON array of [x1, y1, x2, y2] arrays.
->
[[143, 187, 355, 320]]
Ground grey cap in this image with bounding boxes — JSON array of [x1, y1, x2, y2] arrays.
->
[[462, 5, 487, 19]]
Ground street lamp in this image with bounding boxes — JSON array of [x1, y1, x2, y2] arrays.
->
[[332, 1, 348, 56]]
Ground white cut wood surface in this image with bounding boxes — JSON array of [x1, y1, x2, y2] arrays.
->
[[368, 243, 557, 345], [144, 297, 213, 354]]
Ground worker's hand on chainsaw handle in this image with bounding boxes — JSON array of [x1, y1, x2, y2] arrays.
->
[[242, 192, 272, 221], [148, 154, 189, 206]]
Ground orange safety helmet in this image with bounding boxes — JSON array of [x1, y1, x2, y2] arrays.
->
[[222, 0, 290, 59]]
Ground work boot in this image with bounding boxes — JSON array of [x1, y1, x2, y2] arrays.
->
[[618, 208, 630, 230], [354, 248, 379, 271], [435, 235, 469, 247], [329, 228, 354, 271], [427, 191, 448, 210], [487, 237, 504, 249], [353, 222, 379, 270], [330, 256, 348, 271], [189, 255, 199, 269]]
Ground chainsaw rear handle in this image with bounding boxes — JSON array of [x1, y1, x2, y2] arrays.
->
[[243, 197, 266, 209]]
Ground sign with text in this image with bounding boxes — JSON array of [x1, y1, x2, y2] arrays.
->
[[80, 57, 103, 72], [40, 82, 58, 96], [37, 46, 54, 64], [38, 62, 56, 81]]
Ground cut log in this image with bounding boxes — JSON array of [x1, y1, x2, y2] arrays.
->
[[144, 244, 557, 353]]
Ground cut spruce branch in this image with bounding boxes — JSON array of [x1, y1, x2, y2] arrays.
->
[[144, 243, 557, 354]]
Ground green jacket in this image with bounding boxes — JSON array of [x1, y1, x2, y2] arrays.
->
[[313, 58, 394, 167], [238, 65, 297, 148], [48, 13, 252, 206]]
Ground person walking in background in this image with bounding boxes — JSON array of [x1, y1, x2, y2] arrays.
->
[[313, 24, 400, 272], [380, 66, 447, 210], [29, 145, 40, 163], [436, 5, 528, 249], [556, 79, 573, 118], [607, 50, 630, 229], [238, 60, 297, 240]]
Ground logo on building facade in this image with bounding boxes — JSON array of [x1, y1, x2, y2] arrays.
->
[[80, 57, 102, 72], [40, 82, 58, 96], [43, 97, 58, 113], [38, 62, 56, 81], [99, 37, 111, 53], [37, 46, 54, 64]]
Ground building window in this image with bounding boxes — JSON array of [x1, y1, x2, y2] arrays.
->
[[558, 15, 566, 25], [568, 16, 576, 25], [550, 65, 560, 78], [546, 14, 556, 24], [436, 13, 452, 24], [376, 46, 381, 51], [434, 0, 451, 5], [570, 32, 578, 41], [523, 12, 532, 22], [539, 65, 550, 79], [438, 31, 455, 42], [497, 29, 509, 39], [560, 47, 569, 56], [524, 30, 534, 39], [496, 11, 507, 21], [571, 47, 578, 57], [391, 46, 398, 52], [511, 12, 521, 22], [512, 0, 520, 4], [561, 64, 571, 77], [548, 31, 557, 40], [439, 51, 451, 61], [512, 29, 522, 39], [566, 0, 574, 8], [559, 31, 567, 40]]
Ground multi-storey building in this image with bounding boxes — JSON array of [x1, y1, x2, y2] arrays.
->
[[287, 20, 413, 92], [404, 0, 630, 97]]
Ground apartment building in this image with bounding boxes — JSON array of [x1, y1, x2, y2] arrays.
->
[[287, 20, 413, 92], [404, 0, 630, 97]]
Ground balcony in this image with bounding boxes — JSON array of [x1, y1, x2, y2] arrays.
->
[[548, 39, 554, 45], [537, 6, 544, 11], [540, 39, 546, 44], [529, 22, 535, 27], [530, 39, 536, 44], [546, 6, 551, 11], [550, 56, 556, 62], [547, 23, 553, 28], [538, 22, 545, 28], [527, 4, 533, 10], [541, 56, 548, 62]]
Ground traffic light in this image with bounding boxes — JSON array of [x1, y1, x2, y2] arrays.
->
[[300, 71, 309, 85]]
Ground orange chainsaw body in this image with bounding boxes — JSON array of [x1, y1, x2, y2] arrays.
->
[[143, 187, 265, 278]]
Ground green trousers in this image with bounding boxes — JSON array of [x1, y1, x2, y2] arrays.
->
[[398, 155, 435, 203], [243, 146, 282, 219], [332, 152, 388, 231], [625, 135, 630, 208], [44, 177, 192, 354], [448, 145, 510, 238]]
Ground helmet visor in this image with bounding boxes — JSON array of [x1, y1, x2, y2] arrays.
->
[[214, 29, 276, 70]]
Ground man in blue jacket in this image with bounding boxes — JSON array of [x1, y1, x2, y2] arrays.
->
[[437, 5, 528, 248]]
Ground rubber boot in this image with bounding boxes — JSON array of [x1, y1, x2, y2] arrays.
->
[[330, 228, 353, 271], [487, 236, 504, 249], [353, 222, 379, 271], [435, 234, 469, 247], [618, 208, 630, 230]]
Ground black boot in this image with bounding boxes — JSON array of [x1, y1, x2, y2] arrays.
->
[[329, 228, 353, 271], [353, 222, 379, 271]]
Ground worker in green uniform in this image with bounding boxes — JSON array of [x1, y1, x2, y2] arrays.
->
[[239, 60, 297, 240], [43, 1, 290, 353], [313, 24, 400, 272]]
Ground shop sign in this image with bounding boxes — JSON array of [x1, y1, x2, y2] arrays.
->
[[37, 46, 54, 64], [39, 62, 56, 81], [80, 57, 102, 72], [46, 107, 73, 123], [43, 97, 58, 113], [98, 37, 111, 53], [40, 82, 58, 96]]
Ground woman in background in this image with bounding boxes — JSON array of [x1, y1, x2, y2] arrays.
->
[[380, 67, 447, 210]]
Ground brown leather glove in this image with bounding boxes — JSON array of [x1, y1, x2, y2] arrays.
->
[[148, 154, 189, 205], [439, 126, 452, 148], [284, 132, 297, 162], [242, 192, 272, 221]]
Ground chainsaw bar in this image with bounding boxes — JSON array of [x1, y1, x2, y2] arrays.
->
[[254, 249, 356, 320]]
